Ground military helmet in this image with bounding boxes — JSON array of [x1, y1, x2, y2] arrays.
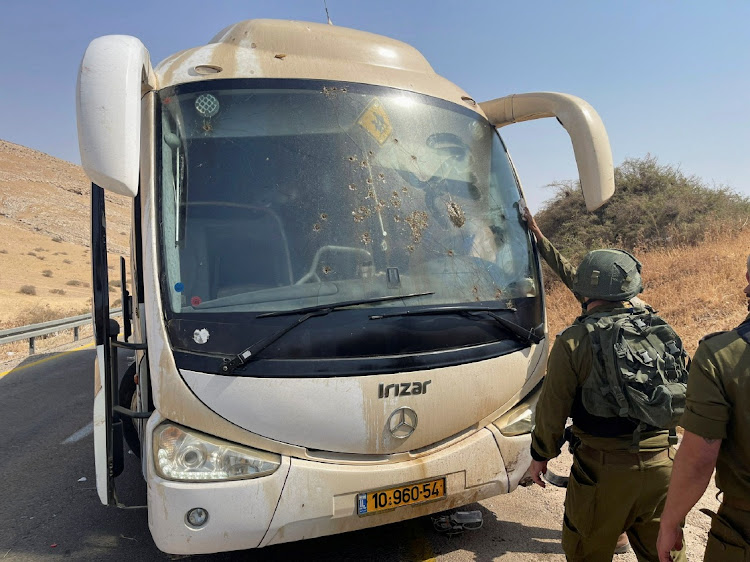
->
[[573, 249, 643, 301]]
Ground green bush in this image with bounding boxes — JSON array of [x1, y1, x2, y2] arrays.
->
[[535, 155, 750, 262]]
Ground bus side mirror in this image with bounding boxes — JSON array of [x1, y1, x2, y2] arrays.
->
[[76, 35, 153, 198], [480, 92, 615, 211]]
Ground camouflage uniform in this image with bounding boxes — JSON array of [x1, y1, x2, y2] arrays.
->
[[679, 314, 750, 560], [532, 301, 685, 561], [531, 235, 685, 560]]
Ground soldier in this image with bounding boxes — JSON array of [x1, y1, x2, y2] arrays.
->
[[523, 206, 635, 554], [656, 254, 750, 561], [527, 242, 688, 562]]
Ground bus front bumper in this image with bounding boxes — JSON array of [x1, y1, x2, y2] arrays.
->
[[147, 424, 531, 555]]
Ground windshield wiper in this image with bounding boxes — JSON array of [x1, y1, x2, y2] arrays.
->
[[370, 305, 544, 345], [221, 292, 434, 373], [254, 292, 433, 318]]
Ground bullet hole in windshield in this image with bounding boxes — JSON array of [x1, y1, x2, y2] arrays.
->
[[411, 155, 417, 161], [348, 156, 356, 162], [407, 245, 415, 253], [320, 213, 328, 221], [353, 206, 371, 223], [472, 286, 480, 301], [402, 186, 408, 193], [361, 160, 369, 168], [446, 201, 466, 228], [322, 265, 332, 275], [391, 191, 401, 208], [323, 86, 345, 99], [312, 223, 321, 232], [405, 210, 429, 243], [366, 178, 373, 185], [447, 249, 454, 256], [361, 232, 372, 245], [348, 184, 357, 191], [495, 289, 503, 300], [377, 173, 385, 181]]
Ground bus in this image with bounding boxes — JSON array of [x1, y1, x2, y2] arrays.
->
[[76, 19, 614, 555]]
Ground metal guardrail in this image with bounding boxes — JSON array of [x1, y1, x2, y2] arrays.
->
[[0, 308, 122, 354]]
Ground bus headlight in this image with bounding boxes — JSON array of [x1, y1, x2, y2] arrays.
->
[[493, 382, 543, 437], [153, 423, 280, 482]]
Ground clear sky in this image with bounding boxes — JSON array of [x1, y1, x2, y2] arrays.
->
[[1, 0, 748, 212]]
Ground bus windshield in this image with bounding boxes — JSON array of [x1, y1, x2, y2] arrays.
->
[[158, 79, 539, 318]]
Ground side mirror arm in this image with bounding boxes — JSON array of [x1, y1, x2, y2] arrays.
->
[[479, 92, 615, 211]]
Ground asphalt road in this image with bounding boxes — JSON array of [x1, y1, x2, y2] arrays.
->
[[0, 346, 718, 561]]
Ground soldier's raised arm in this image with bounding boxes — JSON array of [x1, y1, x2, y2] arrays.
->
[[522, 206, 579, 298]]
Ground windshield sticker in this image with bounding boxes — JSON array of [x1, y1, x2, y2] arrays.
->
[[193, 328, 210, 345], [357, 98, 392, 145], [174, 282, 184, 293]]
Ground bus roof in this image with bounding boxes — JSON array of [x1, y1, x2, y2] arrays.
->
[[154, 19, 481, 115]]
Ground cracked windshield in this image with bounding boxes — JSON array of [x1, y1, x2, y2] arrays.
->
[[158, 81, 539, 313]]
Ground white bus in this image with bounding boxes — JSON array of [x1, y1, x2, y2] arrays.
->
[[77, 19, 614, 555]]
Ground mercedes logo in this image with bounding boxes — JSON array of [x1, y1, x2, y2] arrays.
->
[[387, 407, 418, 439]]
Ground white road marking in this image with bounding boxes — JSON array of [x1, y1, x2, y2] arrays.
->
[[62, 422, 93, 444]]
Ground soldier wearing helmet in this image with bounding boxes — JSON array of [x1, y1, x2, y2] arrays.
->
[[657, 254, 750, 561], [524, 206, 647, 310], [525, 213, 687, 562]]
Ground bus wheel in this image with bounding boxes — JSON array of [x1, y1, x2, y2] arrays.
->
[[119, 363, 141, 459]]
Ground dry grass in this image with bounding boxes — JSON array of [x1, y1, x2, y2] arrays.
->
[[545, 229, 750, 355]]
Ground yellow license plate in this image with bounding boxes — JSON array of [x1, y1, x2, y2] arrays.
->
[[357, 478, 445, 515]]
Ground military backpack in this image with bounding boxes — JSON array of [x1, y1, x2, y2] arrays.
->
[[736, 319, 750, 345], [578, 306, 689, 448]]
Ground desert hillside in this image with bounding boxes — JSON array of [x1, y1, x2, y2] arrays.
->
[[0, 140, 130, 331]]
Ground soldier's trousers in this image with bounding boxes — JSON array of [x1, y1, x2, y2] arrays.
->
[[561, 445, 687, 562], [704, 502, 750, 561]]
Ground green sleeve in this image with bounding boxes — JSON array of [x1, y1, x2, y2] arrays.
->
[[531, 332, 581, 460], [679, 343, 731, 440], [536, 235, 578, 296]]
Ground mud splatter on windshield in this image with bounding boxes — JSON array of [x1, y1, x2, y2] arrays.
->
[[158, 82, 539, 313]]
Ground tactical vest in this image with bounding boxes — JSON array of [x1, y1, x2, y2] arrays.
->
[[575, 306, 689, 448]]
